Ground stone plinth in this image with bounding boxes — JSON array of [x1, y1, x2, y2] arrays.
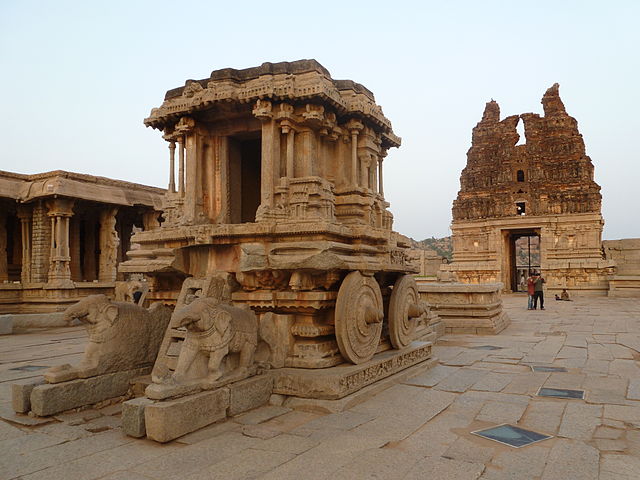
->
[[607, 276, 640, 298], [28, 367, 150, 416], [417, 281, 510, 334], [145, 389, 230, 443], [604, 239, 640, 297], [273, 341, 432, 400], [127, 373, 273, 442]]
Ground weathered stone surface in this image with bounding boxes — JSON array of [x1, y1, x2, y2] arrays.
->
[[541, 439, 599, 480], [521, 400, 565, 434], [121, 397, 155, 438], [0, 315, 12, 334], [434, 368, 487, 393], [557, 403, 602, 440], [404, 364, 458, 387], [30, 367, 149, 416], [405, 457, 485, 480], [471, 372, 513, 392], [145, 388, 230, 443], [228, 373, 273, 416], [12, 376, 44, 413], [235, 405, 291, 425], [627, 378, 640, 400]]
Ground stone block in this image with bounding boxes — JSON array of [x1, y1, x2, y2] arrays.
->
[[0, 315, 12, 334], [9, 312, 66, 329], [145, 388, 230, 443], [12, 377, 44, 413], [417, 282, 510, 334], [122, 397, 155, 438], [30, 367, 149, 417], [228, 373, 273, 416]]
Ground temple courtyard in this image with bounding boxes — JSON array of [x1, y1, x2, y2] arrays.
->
[[1, 295, 639, 480]]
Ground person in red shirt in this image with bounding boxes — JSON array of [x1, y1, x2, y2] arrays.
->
[[526, 272, 535, 310]]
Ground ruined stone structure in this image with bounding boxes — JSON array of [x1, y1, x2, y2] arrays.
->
[[447, 84, 614, 294], [407, 246, 448, 277], [0, 170, 164, 313], [119, 60, 435, 440], [604, 239, 640, 297]]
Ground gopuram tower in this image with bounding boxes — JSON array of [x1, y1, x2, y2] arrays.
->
[[447, 84, 614, 294]]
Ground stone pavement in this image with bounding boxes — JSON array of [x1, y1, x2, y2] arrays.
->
[[1, 294, 640, 479]]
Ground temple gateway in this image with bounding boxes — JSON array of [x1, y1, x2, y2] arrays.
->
[[446, 84, 615, 295]]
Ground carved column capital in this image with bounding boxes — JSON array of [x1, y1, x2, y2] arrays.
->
[[252, 99, 273, 121], [16, 205, 32, 221], [346, 119, 364, 134], [46, 198, 75, 217]]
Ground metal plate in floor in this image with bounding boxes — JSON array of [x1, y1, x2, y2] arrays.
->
[[530, 365, 568, 373], [10, 365, 48, 372], [537, 387, 585, 399], [470, 345, 504, 351], [471, 424, 552, 448]]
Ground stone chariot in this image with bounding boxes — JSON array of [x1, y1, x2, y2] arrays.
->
[[120, 60, 434, 410]]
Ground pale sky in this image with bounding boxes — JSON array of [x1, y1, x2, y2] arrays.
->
[[1, 0, 638, 240]]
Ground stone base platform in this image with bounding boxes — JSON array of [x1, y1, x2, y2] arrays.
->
[[417, 281, 510, 334], [123, 373, 274, 443], [282, 356, 438, 414], [272, 341, 433, 400], [14, 367, 150, 417], [608, 275, 640, 297]]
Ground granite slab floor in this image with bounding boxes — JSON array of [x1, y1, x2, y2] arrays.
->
[[1, 295, 639, 479]]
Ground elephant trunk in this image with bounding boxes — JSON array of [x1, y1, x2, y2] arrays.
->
[[63, 305, 88, 323], [175, 311, 200, 330]]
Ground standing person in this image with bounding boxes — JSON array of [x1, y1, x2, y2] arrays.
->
[[532, 272, 546, 310], [526, 272, 535, 310]]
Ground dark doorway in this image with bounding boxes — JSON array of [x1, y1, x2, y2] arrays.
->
[[229, 135, 261, 223], [509, 231, 540, 292], [5, 213, 22, 281]]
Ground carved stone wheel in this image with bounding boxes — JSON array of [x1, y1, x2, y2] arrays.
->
[[335, 271, 384, 364], [388, 274, 422, 349]]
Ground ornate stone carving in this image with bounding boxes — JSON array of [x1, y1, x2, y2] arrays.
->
[[98, 207, 119, 283], [182, 81, 203, 98], [171, 298, 258, 385], [252, 99, 273, 120]]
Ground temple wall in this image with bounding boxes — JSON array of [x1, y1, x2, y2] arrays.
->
[[604, 238, 640, 297]]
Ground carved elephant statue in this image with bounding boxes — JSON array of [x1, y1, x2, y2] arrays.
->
[[171, 297, 258, 386], [45, 294, 171, 383]]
